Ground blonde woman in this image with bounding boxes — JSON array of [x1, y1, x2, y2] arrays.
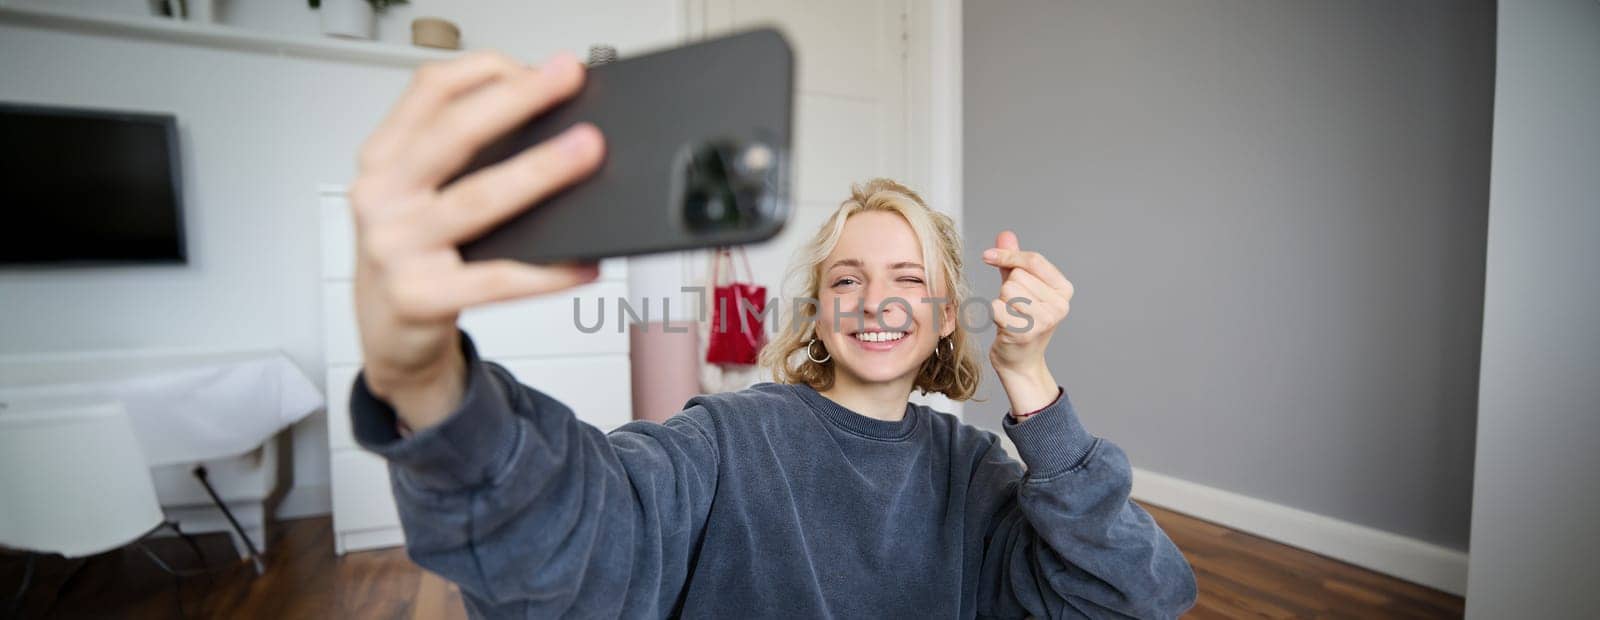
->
[[348, 51, 1196, 618]]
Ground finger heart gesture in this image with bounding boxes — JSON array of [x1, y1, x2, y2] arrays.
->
[[982, 230, 1075, 375]]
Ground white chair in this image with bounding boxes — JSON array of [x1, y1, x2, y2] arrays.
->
[[0, 397, 164, 557], [0, 396, 198, 611]]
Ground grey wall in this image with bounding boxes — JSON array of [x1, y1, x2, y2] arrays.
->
[[1466, 0, 1600, 616], [964, 1, 1493, 550]]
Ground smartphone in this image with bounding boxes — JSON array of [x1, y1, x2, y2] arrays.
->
[[455, 28, 794, 265]]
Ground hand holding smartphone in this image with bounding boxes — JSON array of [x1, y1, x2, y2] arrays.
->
[[347, 31, 793, 430]]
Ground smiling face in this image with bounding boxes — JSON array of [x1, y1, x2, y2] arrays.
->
[[814, 211, 957, 390], [758, 178, 982, 402]]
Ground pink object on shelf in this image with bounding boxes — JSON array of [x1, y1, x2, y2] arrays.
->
[[629, 321, 702, 424]]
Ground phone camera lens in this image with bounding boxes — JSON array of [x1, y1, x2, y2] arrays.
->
[[705, 195, 727, 221], [680, 138, 780, 235]]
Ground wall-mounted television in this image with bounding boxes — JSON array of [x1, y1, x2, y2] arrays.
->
[[0, 102, 187, 265]]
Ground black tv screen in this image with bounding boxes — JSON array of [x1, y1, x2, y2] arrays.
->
[[0, 102, 186, 265]]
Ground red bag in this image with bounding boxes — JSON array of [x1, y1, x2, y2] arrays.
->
[[705, 247, 767, 365]]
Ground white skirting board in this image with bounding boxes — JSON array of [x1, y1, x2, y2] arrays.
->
[[275, 483, 333, 520], [1129, 467, 1469, 596], [161, 502, 265, 559]]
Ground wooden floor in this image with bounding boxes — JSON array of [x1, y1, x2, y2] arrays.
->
[[1, 503, 1463, 618], [1146, 504, 1464, 618]]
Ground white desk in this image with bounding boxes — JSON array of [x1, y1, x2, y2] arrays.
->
[[0, 347, 323, 559]]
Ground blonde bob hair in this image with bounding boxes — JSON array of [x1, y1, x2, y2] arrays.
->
[[758, 178, 982, 401]]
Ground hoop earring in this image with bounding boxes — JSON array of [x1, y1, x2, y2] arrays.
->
[[806, 338, 831, 364], [936, 336, 954, 361]]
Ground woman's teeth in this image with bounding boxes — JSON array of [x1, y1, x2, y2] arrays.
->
[[854, 331, 906, 343]]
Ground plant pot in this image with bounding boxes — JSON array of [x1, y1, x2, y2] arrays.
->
[[320, 0, 374, 40], [411, 17, 461, 50], [184, 0, 214, 23]]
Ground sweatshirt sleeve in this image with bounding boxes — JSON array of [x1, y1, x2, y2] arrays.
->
[[348, 329, 719, 617], [973, 390, 1197, 619]]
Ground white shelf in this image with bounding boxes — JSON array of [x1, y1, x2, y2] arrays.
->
[[0, 4, 457, 68]]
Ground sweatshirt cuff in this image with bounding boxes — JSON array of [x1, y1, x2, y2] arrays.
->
[[349, 329, 521, 492], [1001, 388, 1098, 478]]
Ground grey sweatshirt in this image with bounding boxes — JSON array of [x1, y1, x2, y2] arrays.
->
[[350, 331, 1197, 618]]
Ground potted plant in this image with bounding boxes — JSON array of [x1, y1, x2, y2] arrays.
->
[[309, 0, 407, 40]]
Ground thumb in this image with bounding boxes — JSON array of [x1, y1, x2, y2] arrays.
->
[[995, 230, 1020, 281], [996, 230, 1020, 251]]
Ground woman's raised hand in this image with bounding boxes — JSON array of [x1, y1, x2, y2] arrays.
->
[[350, 50, 605, 429], [982, 230, 1075, 415]]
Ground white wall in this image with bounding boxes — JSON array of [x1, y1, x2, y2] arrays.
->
[[0, 0, 677, 516], [1466, 0, 1600, 616]]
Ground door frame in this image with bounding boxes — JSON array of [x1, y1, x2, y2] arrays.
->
[[678, 0, 961, 223], [905, 0, 963, 229]]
